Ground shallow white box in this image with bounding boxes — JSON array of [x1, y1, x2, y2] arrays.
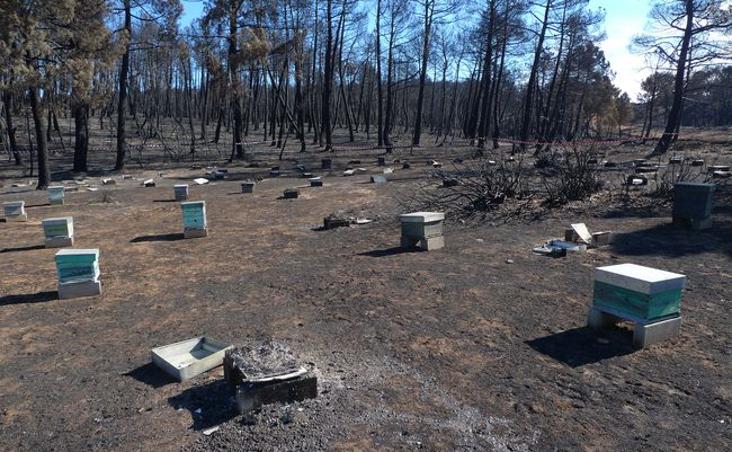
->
[[594, 263, 686, 294], [399, 211, 445, 223], [151, 337, 232, 381]]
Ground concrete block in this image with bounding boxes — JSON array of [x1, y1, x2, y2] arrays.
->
[[587, 306, 621, 329], [151, 336, 232, 382], [591, 231, 611, 248], [5, 213, 28, 222], [283, 188, 299, 199], [401, 235, 445, 251], [45, 236, 74, 248], [235, 373, 318, 413], [633, 316, 681, 348], [58, 279, 102, 300], [184, 228, 208, 239], [370, 175, 387, 185]]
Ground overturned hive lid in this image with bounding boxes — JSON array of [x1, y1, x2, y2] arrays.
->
[[400, 211, 445, 223], [224, 340, 306, 385], [570, 223, 592, 244]]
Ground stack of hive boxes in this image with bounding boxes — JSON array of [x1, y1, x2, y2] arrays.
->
[[588, 263, 686, 348], [48, 186, 65, 205], [55, 248, 102, 299], [3, 201, 27, 222], [399, 212, 445, 251], [181, 200, 207, 238], [42, 217, 74, 248]]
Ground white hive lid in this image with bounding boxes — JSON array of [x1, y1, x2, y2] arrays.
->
[[400, 212, 445, 223], [595, 263, 686, 294]]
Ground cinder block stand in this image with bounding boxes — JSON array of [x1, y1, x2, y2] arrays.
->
[[399, 212, 445, 251], [184, 228, 208, 239], [58, 280, 102, 299]]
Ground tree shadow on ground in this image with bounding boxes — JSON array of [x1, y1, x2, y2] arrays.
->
[[358, 246, 420, 257], [526, 326, 636, 368], [0, 244, 45, 253], [123, 362, 176, 389], [609, 221, 732, 258], [168, 379, 238, 431], [0, 290, 58, 306], [130, 233, 184, 243]]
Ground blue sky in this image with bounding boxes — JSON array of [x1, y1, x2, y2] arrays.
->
[[180, 0, 653, 98]]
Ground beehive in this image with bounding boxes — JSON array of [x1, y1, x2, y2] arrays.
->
[[181, 201, 207, 231], [48, 186, 65, 205], [55, 249, 100, 285], [673, 182, 715, 229], [42, 217, 74, 247], [592, 263, 685, 323], [174, 184, 189, 201]]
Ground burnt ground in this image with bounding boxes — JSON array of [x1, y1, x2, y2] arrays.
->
[[0, 138, 730, 451]]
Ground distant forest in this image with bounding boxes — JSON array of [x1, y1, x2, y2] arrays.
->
[[0, 0, 730, 188]]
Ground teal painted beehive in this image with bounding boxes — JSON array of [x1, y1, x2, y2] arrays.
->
[[55, 249, 100, 284], [181, 201, 206, 230], [43, 217, 74, 239], [48, 186, 65, 205], [593, 264, 685, 323]]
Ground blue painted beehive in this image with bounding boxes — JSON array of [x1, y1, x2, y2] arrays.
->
[[55, 249, 100, 284], [181, 201, 207, 231]]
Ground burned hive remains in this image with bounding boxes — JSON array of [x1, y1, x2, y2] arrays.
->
[[224, 340, 317, 413]]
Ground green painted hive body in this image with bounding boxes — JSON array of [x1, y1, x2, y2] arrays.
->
[[55, 249, 100, 284], [593, 264, 685, 323], [181, 201, 206, 230], [673, 182, 715, 220], [43, 217, 74, 239]]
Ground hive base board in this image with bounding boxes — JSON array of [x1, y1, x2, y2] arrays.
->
[[587, 306, 681, 349], [45, 236, 74, 248], [401, 235, 445, 251], [58, 280, 102, 300], [235, 373, 318, 413], [5, 214, 28, 222], [184, 228, 208, 239]]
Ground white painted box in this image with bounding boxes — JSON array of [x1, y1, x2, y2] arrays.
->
[[151, 337, 232, 381]]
